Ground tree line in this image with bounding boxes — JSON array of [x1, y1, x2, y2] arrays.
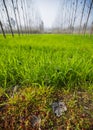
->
[[0, 0, 44, 38], [53, 0, 93, 34], [0, 0, 93, 37]]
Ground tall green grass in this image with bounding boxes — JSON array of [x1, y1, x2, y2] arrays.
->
[[0, 34, 93, 88]]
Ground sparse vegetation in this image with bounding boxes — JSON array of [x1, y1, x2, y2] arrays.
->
[[0, 86, 93, 129]]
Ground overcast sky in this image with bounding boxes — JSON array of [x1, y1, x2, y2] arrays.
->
[[0, 0, 93, 29], [34, 0, 93, 28], [34, 0, 59, 28]]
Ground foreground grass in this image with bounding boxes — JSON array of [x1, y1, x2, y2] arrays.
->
[[0, 86, 93, 130], [0, 34, 93, 129], [0, 34, 93, 89]]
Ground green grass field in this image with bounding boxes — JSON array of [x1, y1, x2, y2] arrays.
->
[[0, 34, 93, 89], [0, 34, 93, 129]]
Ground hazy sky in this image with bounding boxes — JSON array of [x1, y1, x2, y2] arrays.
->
[[0, 0, 93, 29], [34, 0, 93, 28], [34, 0, 59, 28]]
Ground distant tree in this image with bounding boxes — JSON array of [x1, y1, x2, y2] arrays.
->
[[70, 1, 75, 33], [0, 8, 5, 31], [64, 0, 67, 29], [72, 0, 78, 33], [59, 0, 64, 31], [0, 1, 8, 32], [20, 0, 27, 33], [22, 0, 29, 33], [15, 0, 23, 34], [39, 21, 44, 32], [79, 0, 86, 33], [83, 0, 93, 34], [10, 17, 15, 27], [68, 0, 72, 27], [25, 0, 32, 33], [90, 21, 93, 35], [2, 0, 14, 36], [11, 0, 20, 35], [0, 20, 6, 38]]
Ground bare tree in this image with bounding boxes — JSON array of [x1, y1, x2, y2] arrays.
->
[[70, 1, 75, 32], [68, 0, 72, 27], [0, 20, 6, 38], [20, 0, 27, 33], [79, 0, 86, 33], [0, 8, 6, 31], [11, 0, 20, 35], [16, 0, 23, 34], [83, 0, 93, 34], [0, 1, 8, 33], [2, 0, 14, 36], [72, 0, 78, 33], [25, 0, 32, 33], [22, 0, 30, 33], [90, 21, 93, 34]]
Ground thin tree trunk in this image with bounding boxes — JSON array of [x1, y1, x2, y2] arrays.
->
[[23, 0, 29, 33], [0, 2, 8, 33], [60, 0, 64, 31], [16, 0, 23, 34], [64, 0, 67, 30], [83, 0, 93, 34], [90, 22, 93, 35], [79, 0, 86, 33], [72, 0, 78, 33], [3, 0, 14, 37], [25, 0, 31, 33], [21, 0, 27, 33], [0, 20, 6, 38], [11, 0, 20, 35], [68, 0, 72, 28], [70, 1, 75, 33], [0, 8, 6, 32]]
